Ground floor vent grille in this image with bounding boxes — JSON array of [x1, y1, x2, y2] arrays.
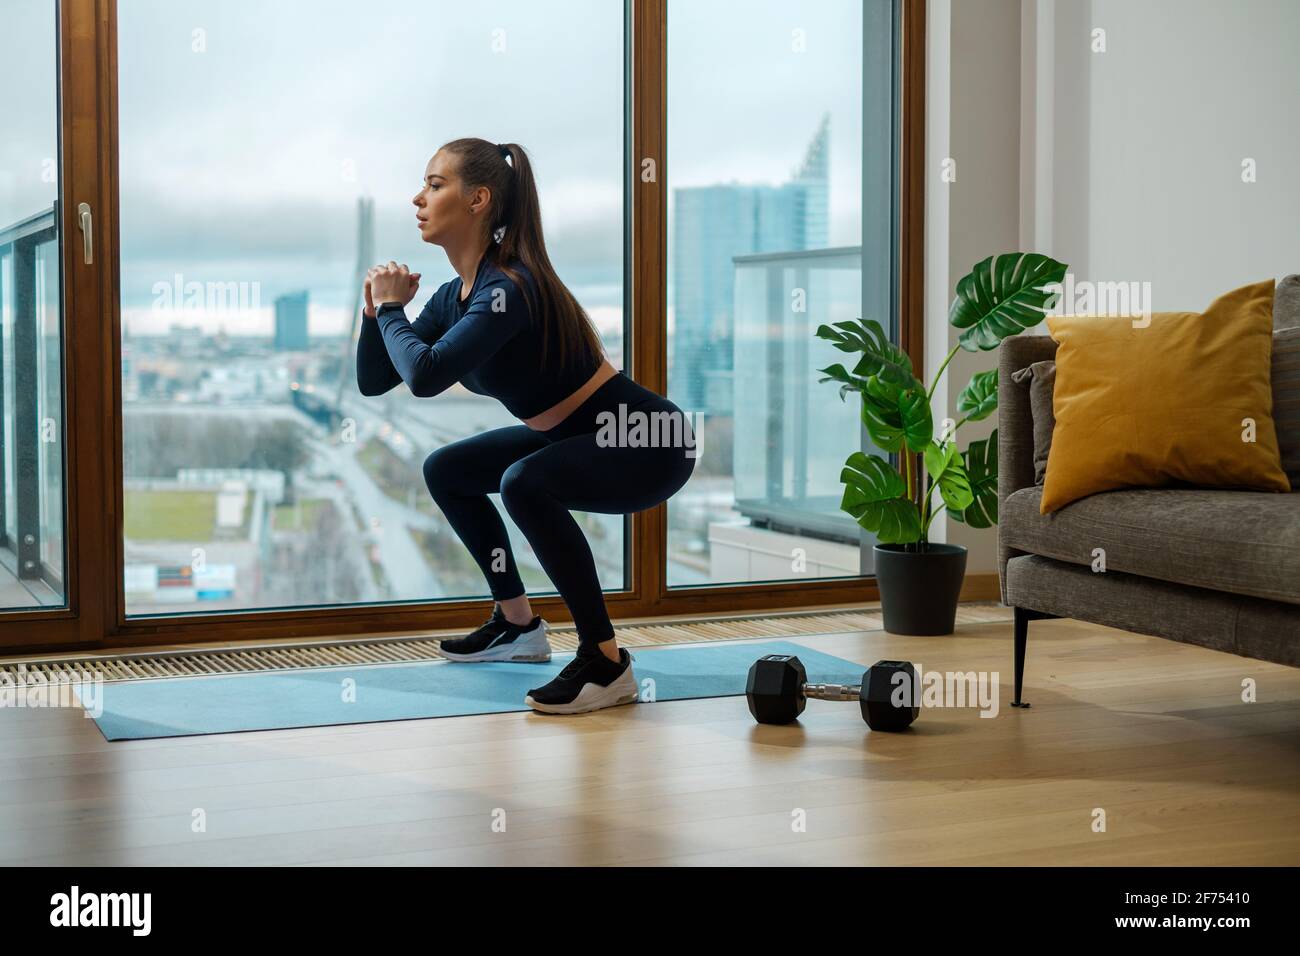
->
[[0, 603, 1012, 683]]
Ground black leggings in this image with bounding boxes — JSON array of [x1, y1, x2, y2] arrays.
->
[[421, 370, 697, 650]]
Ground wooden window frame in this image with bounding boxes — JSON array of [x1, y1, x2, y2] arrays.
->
[[0, 0, 927, 654]]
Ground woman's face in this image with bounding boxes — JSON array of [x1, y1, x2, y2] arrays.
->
[[411, 151, 488, 246]]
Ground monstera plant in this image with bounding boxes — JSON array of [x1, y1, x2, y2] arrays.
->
[[815, 252, 1068, 635]]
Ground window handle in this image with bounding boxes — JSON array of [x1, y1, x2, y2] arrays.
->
[[77, 202, 93, 264]]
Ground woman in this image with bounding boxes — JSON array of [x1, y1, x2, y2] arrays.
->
[[357, 138, 696, 715]]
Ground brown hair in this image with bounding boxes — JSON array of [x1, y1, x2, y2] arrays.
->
[[438, 138, 605, 375]]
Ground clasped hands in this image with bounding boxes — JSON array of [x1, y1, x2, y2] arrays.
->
[[365, 261, 422, 316]]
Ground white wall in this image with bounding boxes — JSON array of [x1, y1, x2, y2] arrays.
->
[[926, 0, 1023, 572], [1025, 0, 1300, 307], [925, 0, 1300, 578]]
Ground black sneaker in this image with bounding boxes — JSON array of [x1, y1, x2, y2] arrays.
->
[[439, 603, 552, 663], [524, 646, 639, 714]]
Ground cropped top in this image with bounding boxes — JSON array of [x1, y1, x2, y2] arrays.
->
[[356, 249, 603, 419]]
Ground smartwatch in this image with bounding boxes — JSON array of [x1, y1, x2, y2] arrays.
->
[[375, 301, 405, 316]]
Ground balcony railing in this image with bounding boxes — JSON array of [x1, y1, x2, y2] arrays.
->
[[0, 201, 65, 602], [731, 245, 882, 546]]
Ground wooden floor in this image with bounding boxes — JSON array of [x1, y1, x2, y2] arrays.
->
[[1, 615, 1297, 866]]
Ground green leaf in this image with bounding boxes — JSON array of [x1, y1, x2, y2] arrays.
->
[[817, 362, 867, 403], [948, 429, 999, 528], [860, 376, 933, 453], [839, 452, 922, 544], [948, 253, 1068, 352], [956, 369, 999, 423], [923, 441, 974, 512], [815, 318, 923, 393]]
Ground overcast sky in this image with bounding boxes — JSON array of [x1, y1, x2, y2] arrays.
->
[[3, 0, 866, 337]]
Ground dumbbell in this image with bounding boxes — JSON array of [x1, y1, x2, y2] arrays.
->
[[745, 654, 918, 731]]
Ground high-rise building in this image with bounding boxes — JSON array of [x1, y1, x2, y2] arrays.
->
[[670, 114, 830, 416], [274, 291, 310, 351]]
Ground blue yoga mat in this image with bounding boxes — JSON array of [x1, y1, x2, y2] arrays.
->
[[77, 640, 866, 741]]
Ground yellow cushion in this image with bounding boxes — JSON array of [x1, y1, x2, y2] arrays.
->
[[1040, 279, 1291, 514]]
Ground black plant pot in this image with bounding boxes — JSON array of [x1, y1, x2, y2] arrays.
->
[[873, 543, 968, 635]]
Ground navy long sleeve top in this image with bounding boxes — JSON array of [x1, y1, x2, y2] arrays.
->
[[356, 250, 603, 419]]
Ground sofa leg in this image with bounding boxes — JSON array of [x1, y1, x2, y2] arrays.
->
[[1012, 607, 1059, 709]]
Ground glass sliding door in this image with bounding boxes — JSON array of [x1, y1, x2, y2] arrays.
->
[[116, 0, 626, 616], [0, 0, 68, 609]]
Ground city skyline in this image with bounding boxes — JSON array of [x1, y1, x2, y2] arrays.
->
[[5, 0, 866, 341]]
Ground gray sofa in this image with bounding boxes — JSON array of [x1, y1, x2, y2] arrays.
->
[[997, 282, 1300, 706]]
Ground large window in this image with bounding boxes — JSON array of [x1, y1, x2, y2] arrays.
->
[[116, 0, 625, 615], [665, 0, 898, 587], [0, 1, 918, 652]]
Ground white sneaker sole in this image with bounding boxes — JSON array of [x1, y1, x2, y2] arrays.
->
[[524, 660, 640, 715], [440, 620, 553, 663]]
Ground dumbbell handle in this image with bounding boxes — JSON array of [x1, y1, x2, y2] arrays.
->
[[803, 682, 862, 702]]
